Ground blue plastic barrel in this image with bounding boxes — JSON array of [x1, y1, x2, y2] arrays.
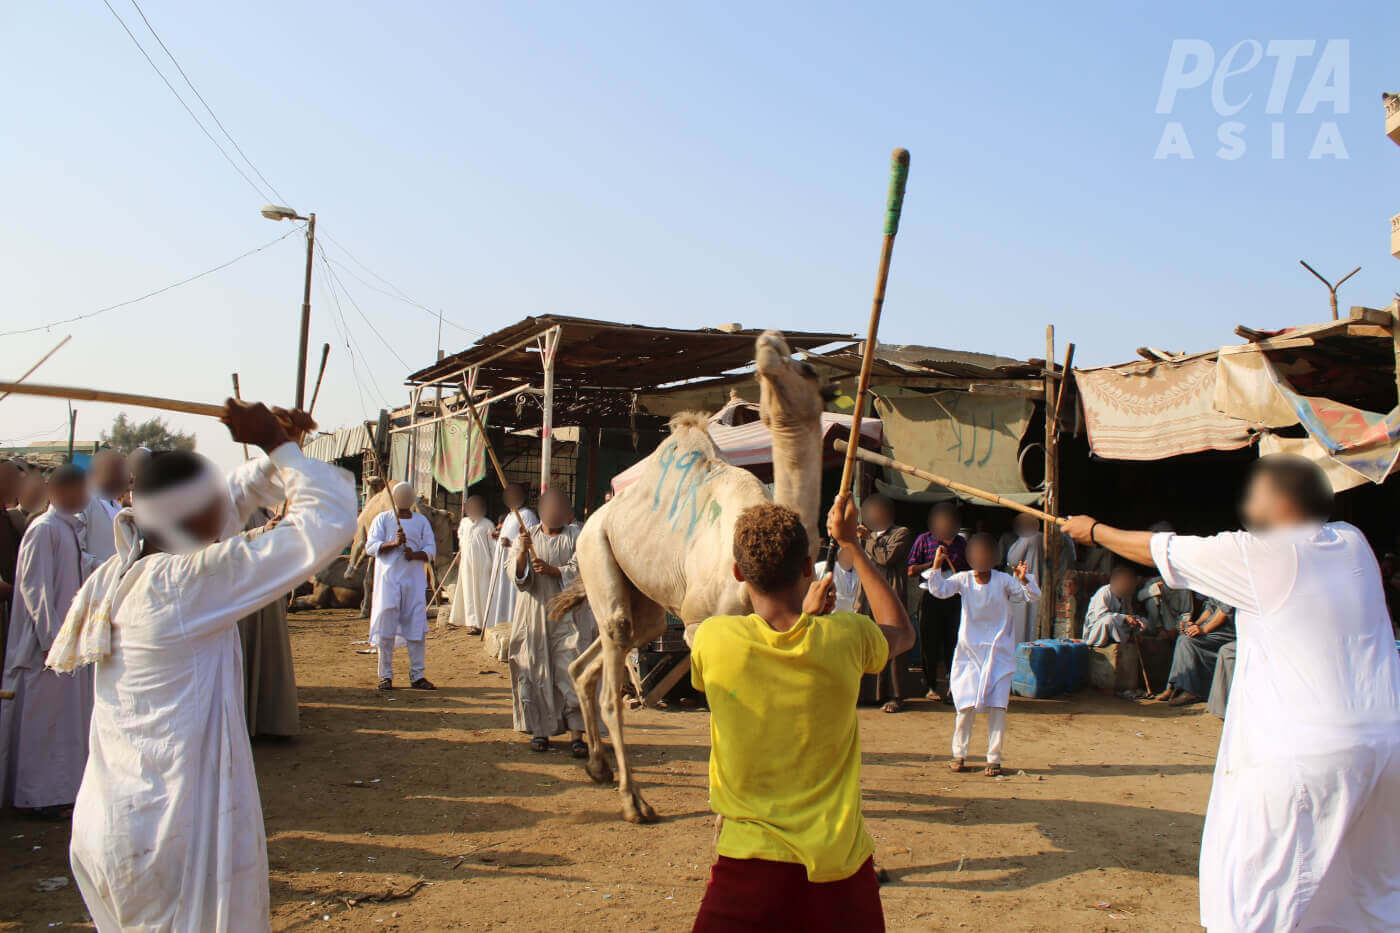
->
[[1046, 638, 1090, 691], [1011, 641, 1059, 698]]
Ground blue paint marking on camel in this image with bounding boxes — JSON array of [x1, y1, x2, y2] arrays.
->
[[650, 443, 723, 539]]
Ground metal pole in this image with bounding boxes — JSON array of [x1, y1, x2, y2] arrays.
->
[[295, 212, 316, 409], [539, 326, 560, 493]]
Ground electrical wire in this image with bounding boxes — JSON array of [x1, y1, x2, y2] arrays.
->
[[100, 0, 273, 203], [125, 0, 288, 205], [320, 233, 481, 336], [1, 226, 303, 338], [318, 253, 394, 409], [315, 246, 412, 370]]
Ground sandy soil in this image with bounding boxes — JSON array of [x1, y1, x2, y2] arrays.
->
[[2, 609, 1220, 931]]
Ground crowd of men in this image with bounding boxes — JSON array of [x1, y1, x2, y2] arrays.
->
[[2, 406, 1399, 930]]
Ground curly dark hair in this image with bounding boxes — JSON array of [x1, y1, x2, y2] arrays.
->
[[733, 503, 809, 593]]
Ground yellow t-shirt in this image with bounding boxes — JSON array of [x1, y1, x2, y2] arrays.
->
[[690, 611, 889, 882]]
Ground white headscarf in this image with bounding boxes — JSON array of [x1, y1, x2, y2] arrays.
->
[[47, 455, 233, 671]]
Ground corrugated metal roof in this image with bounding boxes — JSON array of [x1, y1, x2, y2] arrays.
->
[[302, 424, 371, 464]]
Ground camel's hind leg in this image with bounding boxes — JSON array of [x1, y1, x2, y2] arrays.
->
[[568, 638, 612, 785]]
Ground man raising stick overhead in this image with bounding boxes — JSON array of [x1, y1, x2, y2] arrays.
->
[[46, 400, 358, 933], [1063, 454, 1400, 931]]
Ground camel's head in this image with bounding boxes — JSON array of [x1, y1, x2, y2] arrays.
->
[[755, 330, 824, 432]]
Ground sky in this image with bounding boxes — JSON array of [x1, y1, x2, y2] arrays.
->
[[2, 1, 1398, 469]]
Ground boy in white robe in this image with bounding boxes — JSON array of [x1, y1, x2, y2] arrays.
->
[[0, 465, 97, 817], [922, 532, 1038, 776], [365, 482, 436, 690], [1081, 565, 1147, 646], [81, 449, 128, 563], [47, 400, 357, 933], [447, 495, 494, 633], [483, 482, 538, 660], [814, 544, 862, 614], [1066, 455, 1400, 931]]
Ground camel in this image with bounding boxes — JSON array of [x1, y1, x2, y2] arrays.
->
[[549, 331, 826, 823]]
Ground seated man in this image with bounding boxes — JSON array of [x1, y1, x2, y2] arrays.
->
[[1082, 565, 1147, 646], [1156, 597, 1236, 706], [1137, 526, 1194, 638], [1207, 640, 1237, 719]]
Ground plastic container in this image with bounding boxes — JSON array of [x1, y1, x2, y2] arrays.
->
[[1049, 638, 1091, 691], [1011, 641, 1060, 698]]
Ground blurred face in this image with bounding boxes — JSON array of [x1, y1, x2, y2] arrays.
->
[[0, 462, 20, 506], [968, 538, 996, 573], [862, 500, 892, 531], [90, 451, 129, 498], [391, 484, 415, 511], [1240, 472, 1300, 531], [174, 500, 229, 548], [1014, 515, 1038, 538], [48, 478, 88, 514], [932, 510, 959, 540], [504, 484, 526, 510], [1110, 570, 1136, 600], [465, 496, 486, 520], [539, 492, 571, 529], [19, 474, 47, 512]]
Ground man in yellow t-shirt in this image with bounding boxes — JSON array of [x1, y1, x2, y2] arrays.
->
[[690, 494, 915, 932]]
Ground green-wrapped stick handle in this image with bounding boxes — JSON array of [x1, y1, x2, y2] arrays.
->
[[883, 148, 911, 237]]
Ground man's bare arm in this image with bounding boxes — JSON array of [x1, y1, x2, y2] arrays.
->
[[1063, 516, 1155, 567], [829, 495, 914, 655]]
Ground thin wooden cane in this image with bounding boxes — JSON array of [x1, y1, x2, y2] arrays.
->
[[834, 439, 1067, 526], [307, 343, 331, 418], [819, 148, 909, 567], [0, 381, 225, 417], [460, 397, 533, 554], [231, 374, 250, 460], [0, 335, 71, 405]]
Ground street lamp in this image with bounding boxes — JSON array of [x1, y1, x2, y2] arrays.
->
[[261, 204, 316, 409]]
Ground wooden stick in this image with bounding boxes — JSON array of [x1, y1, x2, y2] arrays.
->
[[0, 335, 72, 405], [460, 397, 533, 553], [821, 148, 909, 567], [1052, 343, 1076, 437], [0, 381, 225, 418], [231, 374, 250, 460], [308, 343, 331, 418], [834, 439, 1067, 526]]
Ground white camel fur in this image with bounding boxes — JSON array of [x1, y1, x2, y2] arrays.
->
[[550, 330, 825, 822]]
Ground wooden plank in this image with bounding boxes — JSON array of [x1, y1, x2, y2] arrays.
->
[[1346, 324, 1393, 339], [966, 384, 1044, 398], [1350, 307, 1394, 325], [642, 654, 692, 708]]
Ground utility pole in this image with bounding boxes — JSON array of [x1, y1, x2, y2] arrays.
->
[[66, 403, 77, 463], [295, 212, 316, 409]]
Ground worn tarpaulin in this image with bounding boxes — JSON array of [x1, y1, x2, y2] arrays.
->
[[432, 407, 489, 493], [871, 390, 1040, 505], [1261, 362, 1400, 485], [1075, 356, 1255, 461]]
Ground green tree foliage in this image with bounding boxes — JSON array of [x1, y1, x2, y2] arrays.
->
[[100, 412, 196, 454]]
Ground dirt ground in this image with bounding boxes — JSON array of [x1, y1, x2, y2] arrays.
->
[[2, 609, 1221, 932]]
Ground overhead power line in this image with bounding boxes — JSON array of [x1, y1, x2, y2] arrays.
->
[[100, 0, 273, 202], [125, 0, 288, 204], [0, 226, 303, 338]]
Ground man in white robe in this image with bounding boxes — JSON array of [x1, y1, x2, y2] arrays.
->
[[483, 482, 538, 660], [447, 494, 494, 634], [922, 532, 1038, 776], [81, 449, 128, 563], [0, 465, 97, 816], [47, 400, 356, 933], [1066, 455, 1400, 931], [365, 482, 436, 689], [1081, 565, 1147, 646], [509, 490, 586, 755]]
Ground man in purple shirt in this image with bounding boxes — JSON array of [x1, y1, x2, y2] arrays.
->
[[908, 503, 969, 703]]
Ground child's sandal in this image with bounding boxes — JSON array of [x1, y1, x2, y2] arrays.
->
[[949, 758, 965, 773], [984, 763, 1004, 777]]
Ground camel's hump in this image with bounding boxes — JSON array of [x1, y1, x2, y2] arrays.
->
[[665, 412, 722, 462]]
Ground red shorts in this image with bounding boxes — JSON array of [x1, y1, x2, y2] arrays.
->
[[691, 855, 884, 932]]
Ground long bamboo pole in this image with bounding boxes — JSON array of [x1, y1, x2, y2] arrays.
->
[[834, 439, 1067, 527], [820, 147, 909, 566], [0, 381, 225, 418], [231, 374, 250, 460], [460, 396, 533, 554], [307, 343, 331, 418], [0, 335, 72, 405]]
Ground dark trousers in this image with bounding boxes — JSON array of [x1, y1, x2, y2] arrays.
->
[[919, 592, 961, 694], [693, 856, 884, 932]]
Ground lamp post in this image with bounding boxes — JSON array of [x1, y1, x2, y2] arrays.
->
[[261, 204, 316, 409]]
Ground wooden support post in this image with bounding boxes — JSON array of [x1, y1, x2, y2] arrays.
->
[[538, 326, 561, 494], [1039, 325, 1060, 639], [460, 367, 479, 496]]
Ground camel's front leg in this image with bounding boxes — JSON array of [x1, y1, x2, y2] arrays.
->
[[568, 639, 612, 785], [598, 636, 659, 823]]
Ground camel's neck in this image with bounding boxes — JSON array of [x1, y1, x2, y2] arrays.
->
[[769, 423, 823, 557]]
